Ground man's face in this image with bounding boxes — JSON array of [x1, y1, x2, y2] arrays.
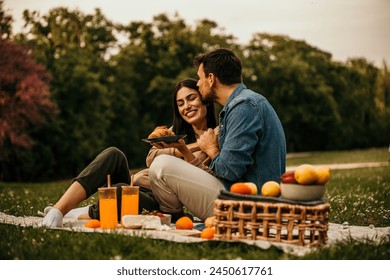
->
[[196, 63, 215, 103]]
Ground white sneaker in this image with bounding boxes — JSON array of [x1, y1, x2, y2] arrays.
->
[[42, 207, 63, 228], [64, 205, 90, 219]]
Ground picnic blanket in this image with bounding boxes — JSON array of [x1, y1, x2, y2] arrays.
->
[[0, 211, 389, 257]]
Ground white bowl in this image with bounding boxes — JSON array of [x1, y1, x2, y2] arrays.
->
[[280, 183, 326, 201]]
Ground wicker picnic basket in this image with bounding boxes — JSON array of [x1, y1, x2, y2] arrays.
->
[[213, 198, 330, 247]]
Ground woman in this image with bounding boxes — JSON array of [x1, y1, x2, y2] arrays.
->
[[43, 78, 217, 228]]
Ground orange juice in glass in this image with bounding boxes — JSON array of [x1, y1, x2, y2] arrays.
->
[[121, 185, 139, 219], [98, 187, 118, 229]]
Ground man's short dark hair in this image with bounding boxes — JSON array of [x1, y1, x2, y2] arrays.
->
[[194, 48, 242, 85]]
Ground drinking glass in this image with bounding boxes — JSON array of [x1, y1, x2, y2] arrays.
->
[[98, 187, 118, 229]]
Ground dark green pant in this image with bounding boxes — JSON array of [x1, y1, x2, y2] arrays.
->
[[73, 147, 159, 220]]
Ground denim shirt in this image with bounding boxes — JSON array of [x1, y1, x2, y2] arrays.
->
[[209, 83, 286, 191]]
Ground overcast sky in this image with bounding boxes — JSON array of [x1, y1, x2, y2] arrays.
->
[[4, 0, 390, 67]]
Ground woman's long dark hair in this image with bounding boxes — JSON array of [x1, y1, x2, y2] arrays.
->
[[172, 78, 217, 144]]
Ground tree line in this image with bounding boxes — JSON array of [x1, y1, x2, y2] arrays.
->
[[0, 3, 389, 181]]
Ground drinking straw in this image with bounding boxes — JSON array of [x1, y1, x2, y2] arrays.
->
[[130, 174, 134, 187], [107, 174, 111, 188]]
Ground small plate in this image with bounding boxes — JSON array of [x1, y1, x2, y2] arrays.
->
[[142, 135, 186, 144]]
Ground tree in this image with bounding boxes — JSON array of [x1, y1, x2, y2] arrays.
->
[[0, 0, 12, 39], [242, 33, 339, 151], [336, 58, 386, 148], [241, 33, 389, 151], [0, 38, 57, 179], [18, 7, 116, 177]]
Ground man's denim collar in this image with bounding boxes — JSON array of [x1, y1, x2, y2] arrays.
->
[[224, 83, 247, 109]]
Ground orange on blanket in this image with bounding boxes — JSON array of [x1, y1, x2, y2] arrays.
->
[[200, 227, 215, 239], [175, 216, 193, 230], [84, 219, 100, 228]]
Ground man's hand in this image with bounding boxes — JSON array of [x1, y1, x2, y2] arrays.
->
[[197, 128, 220, 159]]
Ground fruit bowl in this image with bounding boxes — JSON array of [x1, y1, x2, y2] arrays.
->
[[280, 183, 326, 201]]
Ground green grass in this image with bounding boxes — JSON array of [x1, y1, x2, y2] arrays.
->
[[286, 147, 388, 165], [326, 166, 389, 227], [0, 147, 389, 260]]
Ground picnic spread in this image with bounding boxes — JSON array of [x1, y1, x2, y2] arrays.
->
[[1, 164, 389, 256], [0, 199, 389, 257]]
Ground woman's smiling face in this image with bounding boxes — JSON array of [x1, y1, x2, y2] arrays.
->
[[176, 86, 207, 128]]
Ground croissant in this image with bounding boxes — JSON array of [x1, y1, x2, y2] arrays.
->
[[148, 126, 175, 139]]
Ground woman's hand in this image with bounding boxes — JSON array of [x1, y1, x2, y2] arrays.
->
[[152, 139, 196, 162]]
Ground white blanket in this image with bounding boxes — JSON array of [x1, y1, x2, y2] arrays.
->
[[0, 211, 388, 256]]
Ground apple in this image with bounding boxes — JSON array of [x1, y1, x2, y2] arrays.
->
[[281, 171, 298, 184]]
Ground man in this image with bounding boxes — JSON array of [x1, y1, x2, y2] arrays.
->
[[148, 48, 286, 221]]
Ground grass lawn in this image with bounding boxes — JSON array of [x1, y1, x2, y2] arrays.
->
[[0, 147, 389, 260]]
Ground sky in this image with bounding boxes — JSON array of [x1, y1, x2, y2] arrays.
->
[[4, 0, 390, 67]]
